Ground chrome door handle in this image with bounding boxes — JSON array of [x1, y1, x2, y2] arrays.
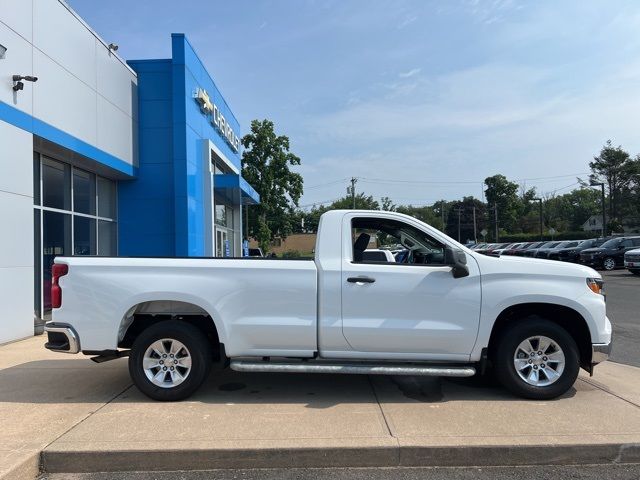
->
[[347, 276, 376, 283]]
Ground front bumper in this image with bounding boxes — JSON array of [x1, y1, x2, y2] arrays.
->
[[582, 257, 602, 268], [44, 322, 80, 354], [592, 341, 612, 365]]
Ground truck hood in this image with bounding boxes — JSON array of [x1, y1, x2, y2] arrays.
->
[[474, 252, 600, 278]]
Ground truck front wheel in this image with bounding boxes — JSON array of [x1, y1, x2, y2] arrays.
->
[[129, 320, 212, 401], [493, 318, 580, 400]]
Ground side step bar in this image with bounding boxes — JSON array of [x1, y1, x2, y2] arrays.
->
[[230, 360, 475, 377]]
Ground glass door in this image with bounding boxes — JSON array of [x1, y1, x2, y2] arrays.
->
[[215, 228, 229, 257]]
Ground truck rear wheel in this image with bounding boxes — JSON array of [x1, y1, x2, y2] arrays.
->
[[129, 320, 212, 401], [493, 317, 580, 400]]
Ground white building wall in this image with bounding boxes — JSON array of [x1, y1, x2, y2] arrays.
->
[[0, 121, 34, 343], [0, 0, 138, 342], [1, 0, 138, 165]]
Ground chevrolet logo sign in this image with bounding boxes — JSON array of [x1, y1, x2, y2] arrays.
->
[[195, 88, 213, 113], [194, 88, 240, 153]]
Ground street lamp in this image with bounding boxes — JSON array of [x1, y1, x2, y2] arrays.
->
[[533, 198, 543, 240], [590, 182, 606, 238]]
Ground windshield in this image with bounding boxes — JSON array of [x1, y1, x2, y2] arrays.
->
[[600, 238, 621, 249]]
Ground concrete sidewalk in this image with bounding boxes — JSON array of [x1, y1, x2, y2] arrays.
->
[[1, 337, 640, 479]]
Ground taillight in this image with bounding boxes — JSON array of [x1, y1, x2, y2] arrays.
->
[[51, 263, 69, 309]]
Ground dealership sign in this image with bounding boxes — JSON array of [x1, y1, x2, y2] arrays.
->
[[195, 88, 240, 153]]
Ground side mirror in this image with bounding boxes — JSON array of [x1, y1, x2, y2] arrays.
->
[[445, 246, 469, 278]]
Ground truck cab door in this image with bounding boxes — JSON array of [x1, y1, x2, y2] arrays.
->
[[340, 214, 481, 360]]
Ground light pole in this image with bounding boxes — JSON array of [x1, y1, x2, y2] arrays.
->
[[456, 207, 463, 242], [533, 198, 543, 240], [349, 177, 358, 209], [590, 182, 606, 238]]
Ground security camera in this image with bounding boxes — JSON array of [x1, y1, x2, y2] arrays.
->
[[12, 74, 37, 91], [108, 43, 118, 51], [0, 44, 6, 59], [13, 75, 38, 82]]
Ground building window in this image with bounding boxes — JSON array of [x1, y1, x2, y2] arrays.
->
[[34, 153, 118, 319], [42, 157, 71, 210], [97, 176, 117, 219], [215, 204, 234, 228], [73, 169, 96, 215]]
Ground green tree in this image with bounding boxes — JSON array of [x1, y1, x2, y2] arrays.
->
[[443, 197, 487, 243], [588, 140, 640, 224], [484, 174, 520, 239], [299, 193, 380, 233], [396, 205, 441, 230], [381, 196, 396, 211], [330, 192, 380, 210], [242, 119, 303, 253]]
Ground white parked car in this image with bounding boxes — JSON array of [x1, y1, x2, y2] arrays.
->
[[362, 249, 396, 263], [624, 248, 640, 276], [45, 210, 611, 401]]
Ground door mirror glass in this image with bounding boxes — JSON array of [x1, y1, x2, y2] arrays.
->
[[445, 246, 469, 278]]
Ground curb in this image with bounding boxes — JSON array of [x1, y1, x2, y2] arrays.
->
[[0, 452, 40, 480], [41, 442, 640, 474]]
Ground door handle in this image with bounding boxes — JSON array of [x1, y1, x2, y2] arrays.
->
[[347, 276, 376, 284]]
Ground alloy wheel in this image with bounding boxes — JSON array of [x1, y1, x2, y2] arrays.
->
[[513, 335, 565, 387], [142, 338, 192, 388]]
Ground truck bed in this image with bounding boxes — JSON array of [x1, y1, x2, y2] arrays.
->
[[54, 256, 318, 356]]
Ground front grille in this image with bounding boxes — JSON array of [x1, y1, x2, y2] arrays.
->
[[626, 254, 640, 262]]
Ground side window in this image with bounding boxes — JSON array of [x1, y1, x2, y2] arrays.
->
[[621, 239, 633, 248], [351, 217, 446, 265], [632, 238, 640, 247]]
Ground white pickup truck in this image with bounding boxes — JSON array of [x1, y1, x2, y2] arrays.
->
[[45, 210, 612, 401]]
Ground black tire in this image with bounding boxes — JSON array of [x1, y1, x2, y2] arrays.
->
[[493, 317, 580, 400], [129, 320, 212, 401], [602, 257, 616, 271]]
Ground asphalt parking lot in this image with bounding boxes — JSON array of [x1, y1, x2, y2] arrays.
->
[[602, 269, 640, 367]]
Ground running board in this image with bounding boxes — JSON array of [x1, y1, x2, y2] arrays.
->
[[230, 360, 476, 377]]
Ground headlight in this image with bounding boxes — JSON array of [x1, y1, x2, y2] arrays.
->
[[586, 277, 604, 295]]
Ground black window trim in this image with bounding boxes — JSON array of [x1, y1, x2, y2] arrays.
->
[[349, 216, 449, 268]]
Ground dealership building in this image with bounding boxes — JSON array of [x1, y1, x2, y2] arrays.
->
[[0, 0, 259, 343]]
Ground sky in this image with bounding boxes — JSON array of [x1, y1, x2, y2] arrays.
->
[[69, 0, 640, 209]]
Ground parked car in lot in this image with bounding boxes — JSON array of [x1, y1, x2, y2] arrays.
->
[[491, 243, 516, 255], [624, 248, 640, 276], [471, 243, 506, 255], [45, 210, 611, 402], [547, 241, 584, 261], [362, 249, 396, 263], [516, 241, 546, 256], [580, 236, 640, 271], [533, 241, 562, 259], [500, 242, 526, 256], [550, 238, 607, 263], [524, 241, 555, 258]]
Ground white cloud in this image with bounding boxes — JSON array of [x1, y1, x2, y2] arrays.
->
[[399, 68, 421, 78], [299, 60, 640, 205], [397, 14, 418, 29]]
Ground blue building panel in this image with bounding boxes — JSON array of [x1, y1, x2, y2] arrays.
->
[[120, 58, 175, 256], [120, 34, 259, 258]]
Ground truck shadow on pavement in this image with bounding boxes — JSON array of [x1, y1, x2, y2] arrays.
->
[[0, 358, 578, 406]]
